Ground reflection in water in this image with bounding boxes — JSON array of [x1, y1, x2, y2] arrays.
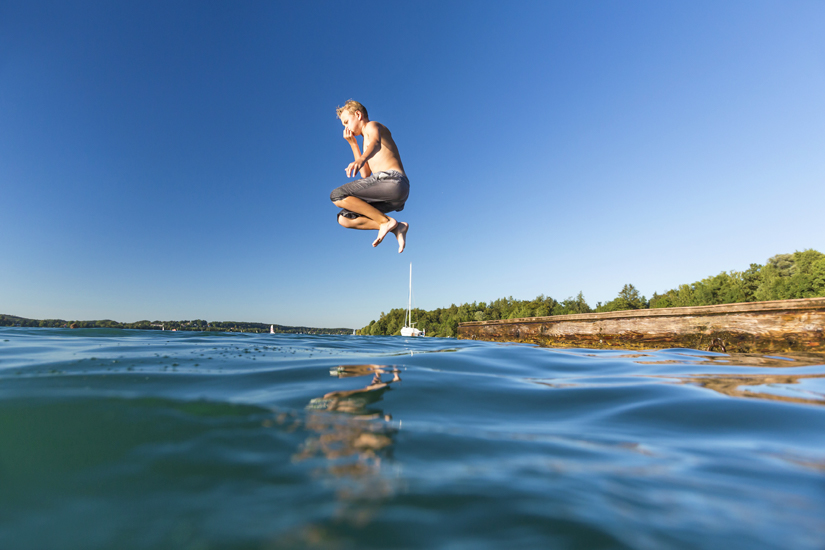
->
[[621, 351, 825, 406], [293, 365, 402, 527], [307, 364, 401, 414], [684, 373, 825, 406], [633, 351, 825, 368]]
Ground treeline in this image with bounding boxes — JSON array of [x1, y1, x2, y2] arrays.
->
[[0, 315, 352, 335], [648, 249, 825, 308], [360, 249, 825, 337]]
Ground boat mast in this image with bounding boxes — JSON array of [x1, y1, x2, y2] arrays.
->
[[407, 263, 412, 327]]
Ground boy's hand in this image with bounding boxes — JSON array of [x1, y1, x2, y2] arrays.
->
[[345, 159, 364, 178], [343, 128, 357, 143]]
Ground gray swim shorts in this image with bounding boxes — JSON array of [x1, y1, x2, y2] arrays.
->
[[330, 170, 410, 219]]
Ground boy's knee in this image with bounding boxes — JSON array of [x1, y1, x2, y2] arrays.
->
[[330, 190, 346, 203]]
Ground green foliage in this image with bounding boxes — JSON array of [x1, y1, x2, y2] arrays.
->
[[754, 250, 825, 300], [649, 249, 825, 308], [597, 284, 646, 312], [359, 294, 578, 337], [553, 292, 592, 315]]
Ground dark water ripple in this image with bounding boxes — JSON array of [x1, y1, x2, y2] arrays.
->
[[1, 327, 824, 549]]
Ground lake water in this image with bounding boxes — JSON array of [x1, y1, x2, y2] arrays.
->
[[1, 327, 824, 549]]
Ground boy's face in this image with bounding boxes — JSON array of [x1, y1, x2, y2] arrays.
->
[[340, 109, 365, 135]]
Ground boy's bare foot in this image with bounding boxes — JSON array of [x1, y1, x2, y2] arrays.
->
[[392, 221, 409, 253], [373, 217, 398, 247]]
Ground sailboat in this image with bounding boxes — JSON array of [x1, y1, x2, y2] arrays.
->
[[400, 263, 424, 337]]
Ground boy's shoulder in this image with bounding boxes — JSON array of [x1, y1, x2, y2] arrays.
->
[[366, 120, 390, 132], [363, 120, 387, 136]]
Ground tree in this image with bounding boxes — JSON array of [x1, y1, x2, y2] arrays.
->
[[600, 284, 646, 311]]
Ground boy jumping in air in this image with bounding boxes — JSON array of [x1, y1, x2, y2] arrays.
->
[[330, 100, 409, 253]]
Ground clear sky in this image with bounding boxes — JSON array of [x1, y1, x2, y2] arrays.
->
[[2, 0, 824, 328]]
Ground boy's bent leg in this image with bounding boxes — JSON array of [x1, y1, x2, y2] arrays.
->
[[333, 196, 390, 225], [338, 210, 407, 252], [333, 196, 399, 248], [338, 214, 380, 230]]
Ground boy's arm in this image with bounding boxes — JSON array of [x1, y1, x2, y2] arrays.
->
[[344, 128, 372, 178], [345, 122, 381, 178]]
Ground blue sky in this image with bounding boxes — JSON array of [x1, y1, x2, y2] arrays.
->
[[2, 0, 824, 328]]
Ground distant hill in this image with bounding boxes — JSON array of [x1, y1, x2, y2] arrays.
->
[[0, 314, 352, 335]]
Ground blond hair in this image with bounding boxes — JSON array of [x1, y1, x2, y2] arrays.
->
[[336, 99, 368, 120]]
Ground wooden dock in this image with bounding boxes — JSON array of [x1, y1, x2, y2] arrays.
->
[[457, 298, 825, 354]]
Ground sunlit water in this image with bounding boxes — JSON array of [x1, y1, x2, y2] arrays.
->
[[1, 327, 824, 549]]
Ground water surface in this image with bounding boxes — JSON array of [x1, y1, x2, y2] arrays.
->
[[1, 327, 824, 549]]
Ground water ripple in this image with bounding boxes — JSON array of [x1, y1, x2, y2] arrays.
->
[[1, 327, 824, 549]]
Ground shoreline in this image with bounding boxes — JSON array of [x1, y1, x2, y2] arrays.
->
[[458, 297, 825, 354]]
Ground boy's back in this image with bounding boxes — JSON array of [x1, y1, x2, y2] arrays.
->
[[360, 121, 405, 175]]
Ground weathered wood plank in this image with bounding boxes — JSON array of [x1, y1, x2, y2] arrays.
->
[[457, 298, 825, 353]]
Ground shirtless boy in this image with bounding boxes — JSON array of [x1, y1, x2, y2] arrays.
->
[[330, 100, 409, 253]]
